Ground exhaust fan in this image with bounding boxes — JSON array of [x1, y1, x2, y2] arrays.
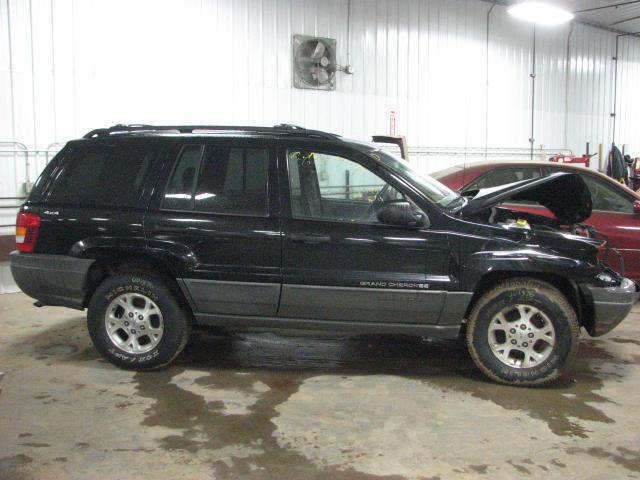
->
[[293, 35, 337, 90]]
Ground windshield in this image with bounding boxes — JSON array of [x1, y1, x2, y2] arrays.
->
[[372, 150, 463, 209]]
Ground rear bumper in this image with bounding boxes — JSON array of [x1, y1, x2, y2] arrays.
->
[[586, 277, 639, 336], [9, 251, 94, 309]]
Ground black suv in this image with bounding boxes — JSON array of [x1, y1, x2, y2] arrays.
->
[[10, 124, 638, 385]]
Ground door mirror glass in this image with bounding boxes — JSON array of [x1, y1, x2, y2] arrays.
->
[[376, 201, 429, 228], [633, 200, 640, 214]]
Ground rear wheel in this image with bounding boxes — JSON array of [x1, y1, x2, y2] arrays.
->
[[87, 272, 191, 370], [466, 278, 579, 386]]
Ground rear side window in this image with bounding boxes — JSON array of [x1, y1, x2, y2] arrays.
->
[[47, 143, 156, 208], [163, 145, 204, 210], [464, 167, 542, 206], [163, 145, 269, 216], [465, 167, 541, 191], [579, 174, 632, 213]]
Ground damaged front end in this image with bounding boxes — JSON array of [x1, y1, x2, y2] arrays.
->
[[459, 171, 592, 225], [456, 172, 622, 273], [455, 171, 639, 336]]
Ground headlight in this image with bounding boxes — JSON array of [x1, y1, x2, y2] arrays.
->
[[595, 271, 621, 286]]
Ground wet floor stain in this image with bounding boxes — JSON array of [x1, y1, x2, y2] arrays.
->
[[610, 338, 640, 347], [507, 460, 531, 475], [33, 344, 79, 356], [16, 443, 50, 448], [132, 332, 422, 479], [468, 464, 488, 474], [5, 314, 640, 478], [566, 446, 640, 472], [125, 329, 633, 477], [175, 330, 625, 439], [422, 339, 623, 438], [0, 454, 33, 480]]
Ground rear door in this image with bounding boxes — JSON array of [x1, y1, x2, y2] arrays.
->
[[145, 137, 282, 316]]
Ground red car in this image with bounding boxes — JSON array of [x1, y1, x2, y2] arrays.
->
[[433, 161, 640, 281]]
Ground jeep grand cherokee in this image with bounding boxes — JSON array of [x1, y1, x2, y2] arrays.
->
[[10, 124, 639, 385]]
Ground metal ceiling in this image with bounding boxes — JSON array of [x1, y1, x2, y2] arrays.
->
[[498, 1, 640, 34]]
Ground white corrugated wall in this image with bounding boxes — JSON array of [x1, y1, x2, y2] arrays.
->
[[1, 0, 640, 220]]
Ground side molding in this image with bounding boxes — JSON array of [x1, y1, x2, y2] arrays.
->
[[179, 279, 281, 316]]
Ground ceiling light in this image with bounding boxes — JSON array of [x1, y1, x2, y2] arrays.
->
[[508, 2, 574, 26]]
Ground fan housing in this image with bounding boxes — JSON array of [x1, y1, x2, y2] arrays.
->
[[292, 35, 337, 91]]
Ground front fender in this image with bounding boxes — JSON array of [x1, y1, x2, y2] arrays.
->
[[461, 247, 599, 291]]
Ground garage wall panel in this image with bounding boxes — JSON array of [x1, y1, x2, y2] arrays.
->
[[1, 0, 640, 226], [617, 35, 640, 155], [533, 24, 572, 152], [566, 24, 617, 163]]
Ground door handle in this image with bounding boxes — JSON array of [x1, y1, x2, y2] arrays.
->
[[290, 233, 331, 244]]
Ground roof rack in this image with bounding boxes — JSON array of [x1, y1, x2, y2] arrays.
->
[[82, 123, 340, 141]]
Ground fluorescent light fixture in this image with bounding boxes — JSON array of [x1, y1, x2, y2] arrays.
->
[[508, 2, 574, 26]]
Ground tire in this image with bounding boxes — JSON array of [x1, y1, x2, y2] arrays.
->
[[87, 272, 191, 370], [466, 278, 579, 386]]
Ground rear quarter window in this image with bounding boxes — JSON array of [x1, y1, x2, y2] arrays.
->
[[27, 145, 72, 204], [46, 142, 157, 208]]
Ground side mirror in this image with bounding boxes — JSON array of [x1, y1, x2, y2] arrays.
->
[[634, 200, 640, 215], [377, 201, 429, 228]]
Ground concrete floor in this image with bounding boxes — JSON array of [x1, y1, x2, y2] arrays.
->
[[0, 292, 639, 480]]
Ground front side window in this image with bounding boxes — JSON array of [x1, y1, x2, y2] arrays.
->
[[163, 145, 269, 216], [287, 150, 404, 223], [372, 150, 460, 208], [47, 143, 157, 208]]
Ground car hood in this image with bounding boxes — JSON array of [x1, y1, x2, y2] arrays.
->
[[459, 172, 592, 224]]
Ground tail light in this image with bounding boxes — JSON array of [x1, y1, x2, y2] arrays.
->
[[15, 212, 41, 253]]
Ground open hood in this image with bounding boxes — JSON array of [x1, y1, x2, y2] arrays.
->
[[459, 172, 592, 224]]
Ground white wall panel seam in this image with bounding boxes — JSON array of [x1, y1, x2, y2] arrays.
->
[[1, 0, 640, 204]]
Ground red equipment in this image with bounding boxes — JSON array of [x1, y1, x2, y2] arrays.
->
[[548, 153, 596, 168]]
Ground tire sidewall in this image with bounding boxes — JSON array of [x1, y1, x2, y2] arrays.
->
[[87, 273, 189, 369], [469, 286, 575, 384]]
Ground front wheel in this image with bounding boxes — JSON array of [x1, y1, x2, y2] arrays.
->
[[466, 278, 579, 386], [87, 272, 191, 370]]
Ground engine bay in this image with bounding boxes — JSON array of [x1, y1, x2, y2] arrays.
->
[[476, 206, 575, 233]]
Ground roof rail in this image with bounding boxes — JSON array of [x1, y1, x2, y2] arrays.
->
[[273, 124, 340, 141], [82, 124, 340, 141]]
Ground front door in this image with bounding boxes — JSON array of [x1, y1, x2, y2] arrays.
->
[[278, 144, 451, 324]]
